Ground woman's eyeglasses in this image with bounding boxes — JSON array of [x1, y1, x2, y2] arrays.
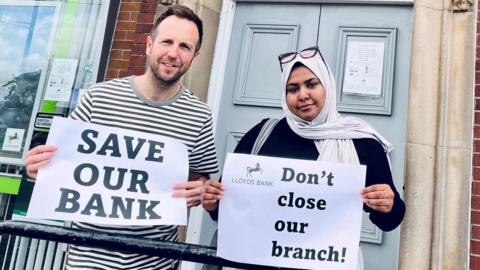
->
[[278, 46, 325, 71]]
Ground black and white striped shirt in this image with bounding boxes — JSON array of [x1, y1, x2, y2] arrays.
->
[[65, 76, 218, 270]]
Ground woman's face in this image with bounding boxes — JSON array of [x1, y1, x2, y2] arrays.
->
[[285, 65, 326, 122]]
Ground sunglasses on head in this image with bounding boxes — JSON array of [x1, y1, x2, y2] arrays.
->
[[278, 46, 326, 72]]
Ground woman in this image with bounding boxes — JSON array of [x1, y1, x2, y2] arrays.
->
[[202, 46, 405, 268]]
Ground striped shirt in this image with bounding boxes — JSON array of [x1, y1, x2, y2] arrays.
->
[[65, 76, 218, 270]]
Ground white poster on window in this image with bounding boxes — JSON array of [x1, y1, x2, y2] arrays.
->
[[342, 40, 385, 96], [2, 128, 24, 152], [217, 153, 366, 270], [27, 117, 189, 225], [44, 58, 78, 102]]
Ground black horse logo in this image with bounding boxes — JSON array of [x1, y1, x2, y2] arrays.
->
[[8, 132, 18, 143], [246, 162, 263, 177]]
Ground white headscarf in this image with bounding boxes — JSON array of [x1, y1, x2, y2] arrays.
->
[[280, 52, 393, 164]]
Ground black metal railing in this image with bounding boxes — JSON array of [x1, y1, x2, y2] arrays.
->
[[0, 220, 286, 270]]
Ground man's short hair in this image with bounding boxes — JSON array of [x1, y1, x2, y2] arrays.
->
[[150, 5, 203, 52]]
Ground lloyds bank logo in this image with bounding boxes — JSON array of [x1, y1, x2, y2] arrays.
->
[[246, 162, 263, 177]]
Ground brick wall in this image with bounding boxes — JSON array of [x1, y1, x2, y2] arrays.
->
[[472, 1, 480, 268], [105, 0, 161, 80]]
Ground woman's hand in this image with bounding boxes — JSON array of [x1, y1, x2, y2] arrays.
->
[[360, 184, 394, 213], [172, 171, 209, 208], [201, 179, 224, 212], [24, 145, 57, 179]]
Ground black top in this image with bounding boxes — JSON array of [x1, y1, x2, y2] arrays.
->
[[211, 118, 405, 232]]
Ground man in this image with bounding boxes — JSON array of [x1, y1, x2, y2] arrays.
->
[[24, 5, 218, 270]]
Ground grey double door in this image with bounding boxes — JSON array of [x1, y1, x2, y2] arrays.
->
[[212, 2, 412, 269]]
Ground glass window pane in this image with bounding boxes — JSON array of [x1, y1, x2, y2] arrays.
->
[[0, 0, 111, 164]]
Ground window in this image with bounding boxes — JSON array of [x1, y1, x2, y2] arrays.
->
[[0, 0, 114, 165]]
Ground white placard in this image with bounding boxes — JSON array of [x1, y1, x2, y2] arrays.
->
[[44, 58, 78, 102], [2, 128, 25, 152], [27, 117, 189, 225], [342, 41, 385, 96], [218, 153, 366, 270]]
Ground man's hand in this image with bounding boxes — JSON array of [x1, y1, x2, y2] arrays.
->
[[201, 179, 224, 212], [24, 145, 57, 179], [172, 171, 208, 208]]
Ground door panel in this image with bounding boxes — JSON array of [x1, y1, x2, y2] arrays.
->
[[197, 2, 321, 251], [318, 5, 412, 270], [205, 2, 412, 270], [215, 2, 320, 170]]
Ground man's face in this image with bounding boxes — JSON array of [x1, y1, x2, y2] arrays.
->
[[146, 16, 199, 85]]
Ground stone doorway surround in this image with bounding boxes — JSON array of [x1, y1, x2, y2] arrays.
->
[[399, 0, 474, 269]]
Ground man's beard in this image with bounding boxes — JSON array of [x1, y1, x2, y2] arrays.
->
[[149, 57, 188, 87]]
